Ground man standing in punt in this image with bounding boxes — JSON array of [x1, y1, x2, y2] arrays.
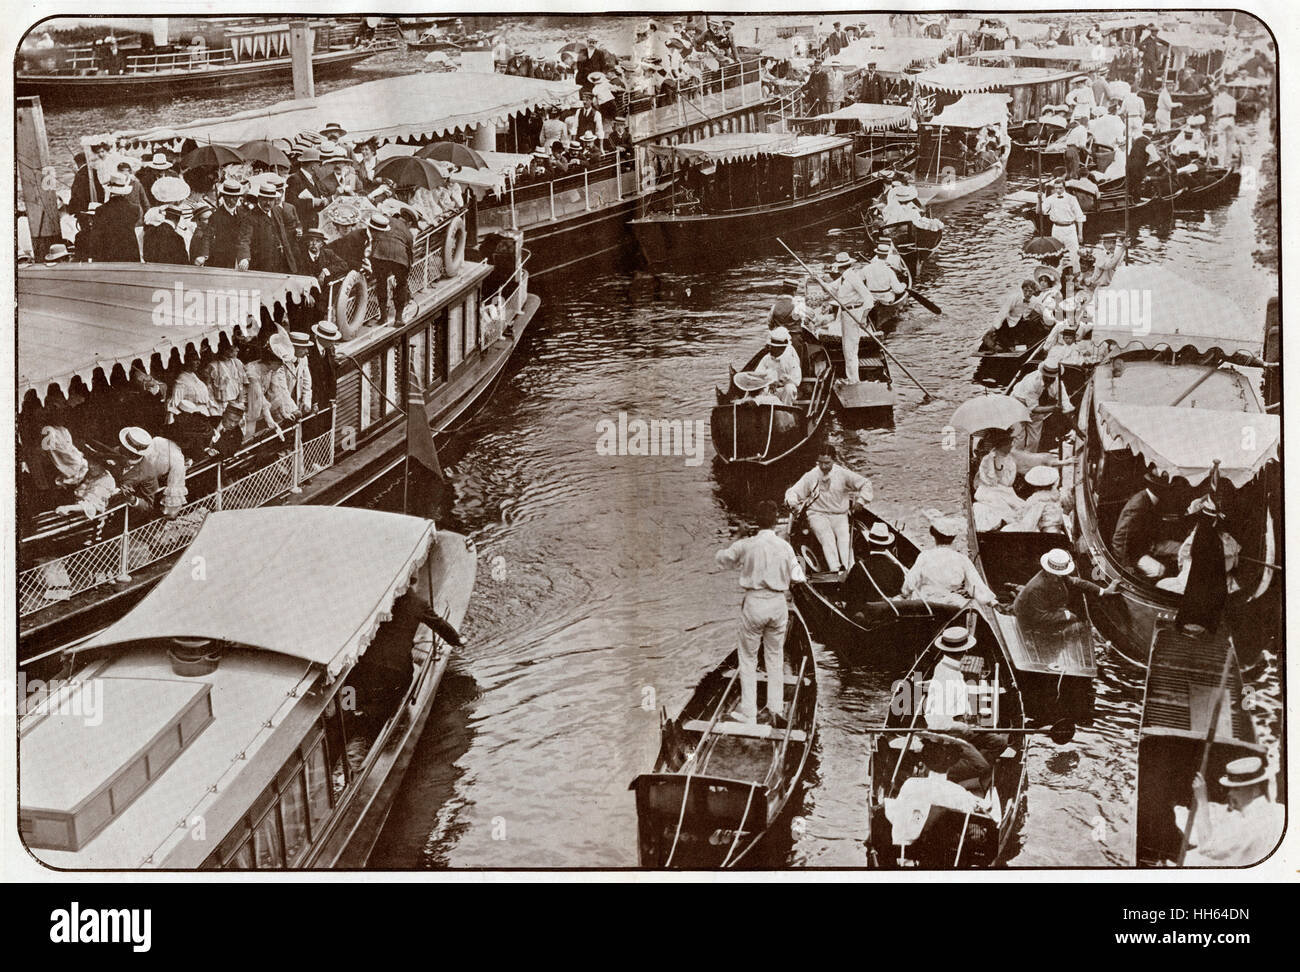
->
[[784, 446, 874, 575], [1180, 757, 1284, 866], [715, 500, 805, 729]]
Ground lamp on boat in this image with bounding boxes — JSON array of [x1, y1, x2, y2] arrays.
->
[[168, 637, 222, 676]]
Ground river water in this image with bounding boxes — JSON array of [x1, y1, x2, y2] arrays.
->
[[42, 28, 1280, 869]]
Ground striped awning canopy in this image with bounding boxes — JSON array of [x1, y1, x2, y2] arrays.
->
[[95, 72, 580, 152], [817, 102, 914, 130], [19, 264, 318, 406], [913, 62, 1078, 93], [662, 131, 800, 164]]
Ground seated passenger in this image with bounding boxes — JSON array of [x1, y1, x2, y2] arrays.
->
[[41, 425, 118, 518], [1111, 473, 1182, 579], [900, 513, 996, 607], [167, 350, 223, 460], [1013, 547, 1119, 632], [1009, 464, 1066, 533], [974, 428, 1027, 525], [753, 326, 802, 406]]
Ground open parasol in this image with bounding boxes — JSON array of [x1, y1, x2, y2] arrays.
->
[[237, 139, 291, 168], [1022, 235, 1066, 258], [415, 142, 487, 169], [374, 156, 448, 190], [949, 394, 1032, 433], [180, 144, 243, 171]]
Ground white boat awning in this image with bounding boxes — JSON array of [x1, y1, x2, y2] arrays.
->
[[78, 507, 437, 680], [664, 131, 800, 164], [1096, 401, 1279, 488], [19, 264, 318, 406], [817, 102, 914, 130], [926, 93, 1011, 128]]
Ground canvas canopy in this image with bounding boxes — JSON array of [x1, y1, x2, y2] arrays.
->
[[816, 102, 913, 129], [663, 131, 799, 164], [78, 507, 437, 680], [1096, 401, 1279, 488], [1004, 44, 1114, 64], [925, 93, 1010, 128], [1091, 264, 1268, 359], [19, 264, 318, 406], [97, 72, 579, 151], [913, 62, 1077, 93]]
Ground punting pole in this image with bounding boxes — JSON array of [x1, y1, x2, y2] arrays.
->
[[1123, 115, 1131, 253], [777, 238, 937, 402], [1175, 644, 1234, 866]]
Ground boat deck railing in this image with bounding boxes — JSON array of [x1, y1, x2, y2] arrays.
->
[[19, 408, 340, 620], [477, 155, 638, 232]]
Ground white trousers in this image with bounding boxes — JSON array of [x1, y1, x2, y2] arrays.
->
[[738, 592, 787, 721], [1051, 222, 1080, 272], [808, 510, 853, 572], [840, 308, 861, 383]]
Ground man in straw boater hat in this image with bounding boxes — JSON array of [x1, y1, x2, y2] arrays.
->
[[1011, 547, 1119, 634], [783, 445, 874, 575], [1159, 495, 1242, 636], [753, 326, 803, 406], [308, 320, 342, 410], [899, 512, 995, 608], [1177, 756, 1284, 866], [116, 426, 189, 519], [1011, 358, 1075, 452], [1041, 178, 1086, 272], [820, 251, 872, 384], [194, 178, 250, 268], [715, 499, 806, 729]]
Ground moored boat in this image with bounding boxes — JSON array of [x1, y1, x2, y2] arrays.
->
[[1134, 622, 1267, 866], [866, 606, 1028, 867], [629, 608, 818, 867], [1068, 265, 1279, 667], [19, 505, 476, 868], [710, 339, 833, 467], [913, 93, 1013, 205], [630, 132, 889, 266], [788, 506, 949, 666]]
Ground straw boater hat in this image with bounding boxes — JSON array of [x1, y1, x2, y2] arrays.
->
[[895, 185, 918, 202], [733, 371, 773, 393], [218, 178, 244, 197], [366, 212, 391, 233], [832, 251, 853, 269], [106, 176, 134, 195], [1220, 756, 1268, 788], [935, 626, 977, 654], [1025, 465, 1059, 489], [874, 242, 892, 257], [119, 427, 153, 456], [1039, 360, 1062, 378], [289, 331, 313, 352], [1071, 74, 1089, 85], [580, 132, 597, 143], [925, 510, 963, 539], [1040, 548, 1075, 575], [767, 325, 791, 349], [588, 71, 607, 84], [319, 122, 347, 140], [867, 522, 895, 546], [144, 152, 171, 170], [256, 183, 280, 200], [312, 321, 342, 344], [43, 243, 72, 263]]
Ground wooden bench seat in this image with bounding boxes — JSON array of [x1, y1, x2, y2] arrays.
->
[[682, 719, 808, 742]]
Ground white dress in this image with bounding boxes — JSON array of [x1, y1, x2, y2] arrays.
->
[[974, 450, 1026, 524]]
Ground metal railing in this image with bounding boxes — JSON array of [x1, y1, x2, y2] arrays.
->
[[19, 411, 338, 618], [616, 58, 762, 116], [62, 46, 239, 74], [478, 155, 637, 233], [480, 250, 532, 345]]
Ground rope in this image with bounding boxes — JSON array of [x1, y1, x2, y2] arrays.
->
[[719, 782, 760, 867]]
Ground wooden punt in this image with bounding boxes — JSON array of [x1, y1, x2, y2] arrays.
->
[[788, 506, 950, 667], [965, 438, 1097, 727], [1135, 623, 1266, 867], [866, 604, 1028, 867], [630, 609, 818, 868], [710, 340, 833, 466]]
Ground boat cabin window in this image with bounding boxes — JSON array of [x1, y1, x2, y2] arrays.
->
[[464, 293, 479, 354], [448, 303, 464, 371], [428, 308, 449, 386], [408, 326, 428, 391], [358, 344, 400, 432]]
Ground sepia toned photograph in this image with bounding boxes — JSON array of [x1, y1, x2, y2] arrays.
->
[[8, 5, 1286, 881]]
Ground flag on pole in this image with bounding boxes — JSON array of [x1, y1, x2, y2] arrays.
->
[[404, 367, 445, 515]]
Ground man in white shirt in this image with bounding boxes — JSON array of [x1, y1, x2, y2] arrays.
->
[[784, 446, 874, 573], [1012, 359, 1075, 450], [1169, 124, 1206, 162], [1041, 180, 1086, 271], [1065, 74, 1096, 120], [754, 326, 802, 405], [715, 500, 806, 726], [863, 242, 906, 302], [901, 514, 995, 607], [1179, 756, 1284, 866], [1089, 104, 1126, 151], [1210, 85, 1239, 165]]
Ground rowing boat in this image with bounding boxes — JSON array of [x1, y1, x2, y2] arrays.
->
[[788, 506, 949, 666], [866, 604, 1028, 867], [630, 608, 819, 867], [965, 437, 1097, 727], [710, 339, 833, 466], [1135, 622, 1266, 866], [862, 214, 944, 276]]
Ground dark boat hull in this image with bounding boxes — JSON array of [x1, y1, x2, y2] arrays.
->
[[631, 610, 818, 868], [16, 46, 379, 103], [631, 176, 885, 267], [710, 342, 834, 467]]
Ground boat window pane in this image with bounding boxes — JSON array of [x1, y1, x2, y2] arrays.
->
[[361, 356, 380, 429], [383, 345, 398, 411], [408, 327, 428, 390], [279, 770, 311, 864], [251, 805, 284, 868], [465, 292, 478, 352], [304, 740, 332, 832], [448, 303, 464, 370], [224, 839, 254, 870]]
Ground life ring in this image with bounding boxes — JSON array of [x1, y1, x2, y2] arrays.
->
[[334, 270, 369, 340], [443, 215, 466, 277]]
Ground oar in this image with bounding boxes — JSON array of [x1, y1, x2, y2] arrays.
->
[[778, 238, 936, 403], [853, 250, 942, 314], [864, 722, 1077, 740], [1175, 646, 1234, 866]]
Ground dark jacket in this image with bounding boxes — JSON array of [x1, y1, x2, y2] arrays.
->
[[1111, 489, 1158, 567], [370, 219, 413, 268], [245, 205, 299, 274], [91, 195, 141, 262], [142, 222, 189, 265], [308, 346, 337, 409], [1013, 570, 1103, 630], [287, 169, 327, 229], [69, 164, 104, 217], [201, 203, 251, 268], [329, 227, 371, 272]]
